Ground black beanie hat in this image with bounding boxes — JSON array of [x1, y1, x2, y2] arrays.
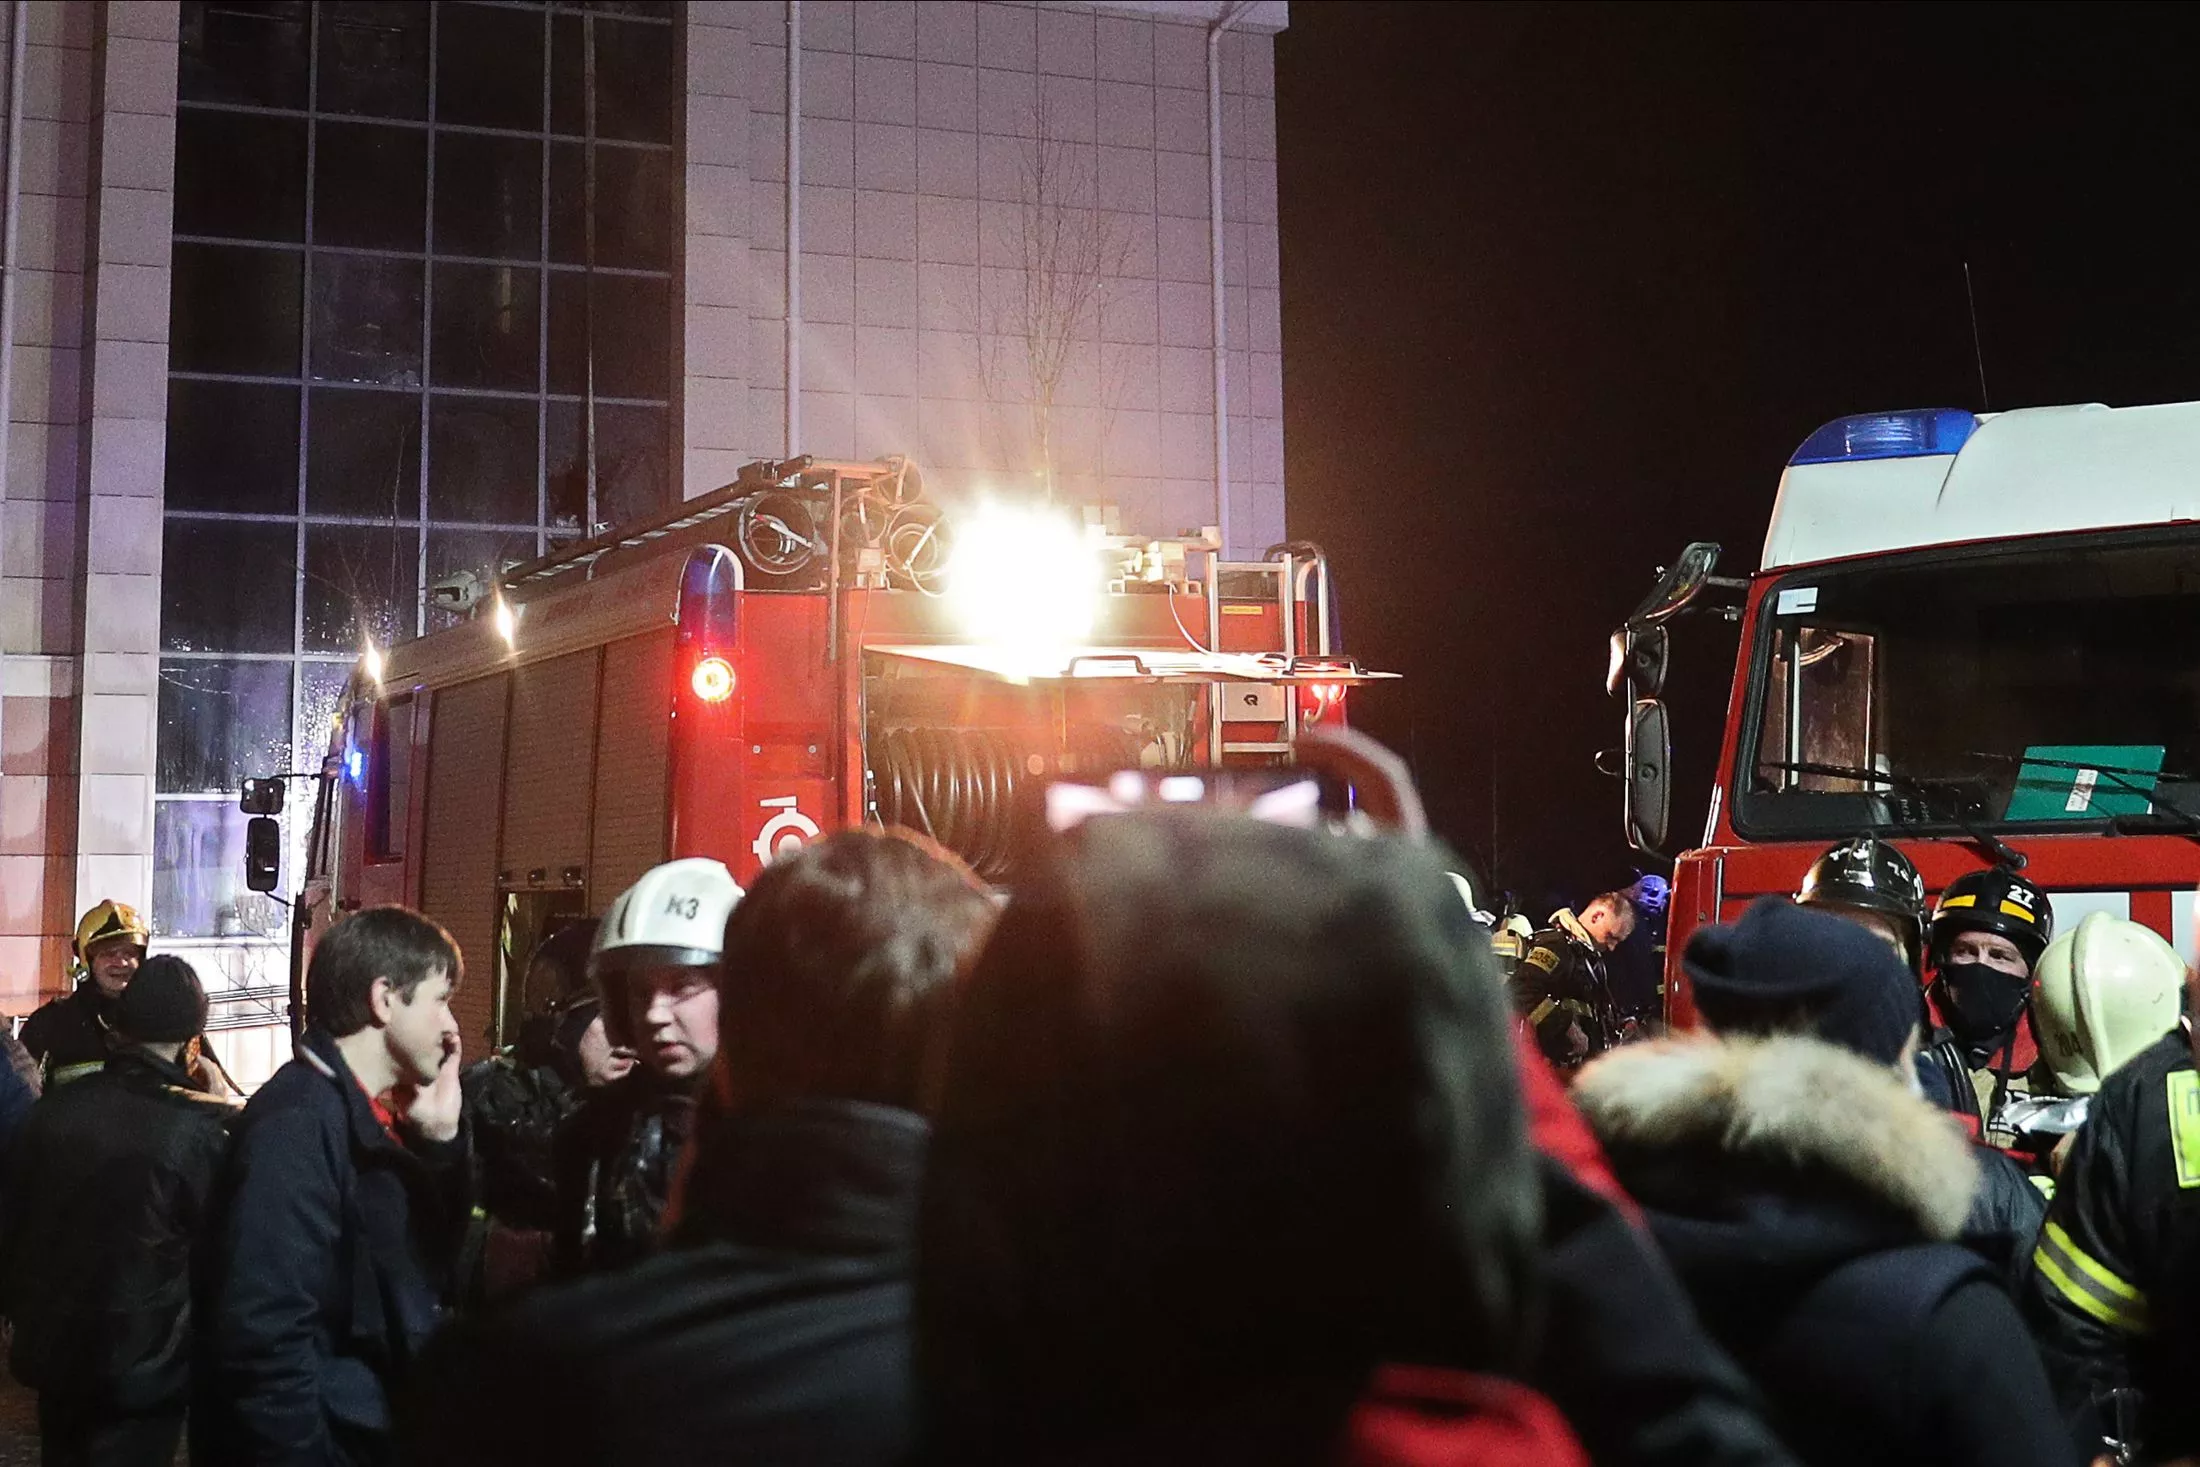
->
[[119, 954, 208, 1045], [1683, 896, 1923, 1066]]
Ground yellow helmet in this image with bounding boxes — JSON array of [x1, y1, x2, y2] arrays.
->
[[73, 899, 149, 962], [2031, 911, 2186, 1095]]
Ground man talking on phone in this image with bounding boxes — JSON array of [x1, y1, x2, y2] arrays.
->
[[195, 907, 472, 1467]]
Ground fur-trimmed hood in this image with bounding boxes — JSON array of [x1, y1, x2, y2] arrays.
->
[[1572, 1034, 1979, 1243]]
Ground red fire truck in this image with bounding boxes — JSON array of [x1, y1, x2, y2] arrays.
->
[[1609, 400, 2200, 1023], [291, 457, 1386, 1051]]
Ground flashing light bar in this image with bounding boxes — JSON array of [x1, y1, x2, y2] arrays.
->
[[1789, 408, 1977, 466]]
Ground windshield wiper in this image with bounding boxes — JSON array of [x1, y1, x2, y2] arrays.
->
[[1760, 759, 2028, 870], [1960, 751, 2200, 839]]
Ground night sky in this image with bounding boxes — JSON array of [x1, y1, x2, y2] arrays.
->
[[1276, 2, 2200, 910]]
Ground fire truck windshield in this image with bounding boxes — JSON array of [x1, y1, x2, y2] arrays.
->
[[1735, 530, 2200, 840]]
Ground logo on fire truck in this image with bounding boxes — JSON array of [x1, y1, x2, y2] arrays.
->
[[753, 794, 821, 866]]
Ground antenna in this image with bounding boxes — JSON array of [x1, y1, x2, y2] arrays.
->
[[1963, 261, 1991, 411]]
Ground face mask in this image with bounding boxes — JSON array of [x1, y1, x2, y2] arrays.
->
[[1934, 958, 2029, 1051]]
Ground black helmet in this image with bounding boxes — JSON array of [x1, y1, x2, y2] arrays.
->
[[1796, 837, 1926, 960], [1929, 867, 2053, 972]]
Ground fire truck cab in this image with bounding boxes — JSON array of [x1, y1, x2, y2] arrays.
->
[[294, 458, 1389, 1054], [1610, 400, 2200, 1022]]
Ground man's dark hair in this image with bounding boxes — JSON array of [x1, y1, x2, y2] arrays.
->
[[718, 829, 992, 1113], [307, 906, 463, 1038]]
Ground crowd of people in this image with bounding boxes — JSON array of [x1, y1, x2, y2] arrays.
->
[[0, 729, 2197, 1466]]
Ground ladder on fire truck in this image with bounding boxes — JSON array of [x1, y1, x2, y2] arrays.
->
[[1204, 547, 1348, 765]]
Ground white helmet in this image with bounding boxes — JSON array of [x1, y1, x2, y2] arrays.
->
[[592, 858, 743, 1042], [2031, 910, 2186, 1095]]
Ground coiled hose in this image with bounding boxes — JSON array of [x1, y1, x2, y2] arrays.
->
[[871, 725, 1143, 880]]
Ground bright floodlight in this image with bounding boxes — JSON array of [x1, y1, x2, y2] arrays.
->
[[947, 503, 1101, 648], [493, 595, 518, 648]]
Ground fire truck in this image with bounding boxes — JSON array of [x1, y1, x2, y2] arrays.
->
[[284, 457, 1386, 1052], [1607, 400, 2200, 1023]]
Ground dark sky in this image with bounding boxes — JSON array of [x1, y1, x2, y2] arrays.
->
[[1276, 2, 2200, 908]]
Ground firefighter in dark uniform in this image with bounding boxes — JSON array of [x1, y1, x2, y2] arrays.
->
[[1919, 866, 2054, 1139], [2020, 1024, 2200, 1462], [1511, 889, 1637, 1071], [21, 901, 149, 1088]]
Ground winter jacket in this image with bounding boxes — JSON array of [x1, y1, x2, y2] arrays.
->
[[1574, 1034, 2076, 1467], [194, 1028, 471, 1467], [2019, 1029, 2200, 1460], [1511, 910, 1620, 1069], [550, 1068, 693, 1275], [1512, 1036, 1797, 1467], [0, 1027, 38, 1171], [463, 1055, 575, 1232], [0, 1048, 235, 1411], [402, 1098, 928, 1467], [1961, 1143, 2050, 1283], [21, 983, 124, 1088]]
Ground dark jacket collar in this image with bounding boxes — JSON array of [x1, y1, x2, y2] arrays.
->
[[105, 1046, 201, 1093], [672, 1097, 928, 1258], [297, 1027, 410, 1157]]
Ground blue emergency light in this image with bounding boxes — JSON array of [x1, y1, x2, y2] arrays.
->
[[346, 748, 365, 785], [1789, 408, 1977, 466]]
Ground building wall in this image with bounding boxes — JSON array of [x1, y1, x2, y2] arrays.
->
[[1, 1, 177, 1015], [0, 0, 1289, 1081], [680, 0, 1285, 550]]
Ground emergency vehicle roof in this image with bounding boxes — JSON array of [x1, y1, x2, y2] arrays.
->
[[1762, 399, 2200, 572]]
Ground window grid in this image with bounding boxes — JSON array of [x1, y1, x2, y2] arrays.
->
[[159, 0, 677, 937]]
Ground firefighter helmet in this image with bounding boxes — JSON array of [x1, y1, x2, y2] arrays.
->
[[73, 900, 149, 961], [2030, 910, 2185, 1095], [1928, 867, 2054, 972], [1795, 837, 1925, 962], [590, 859, 742, 1047]]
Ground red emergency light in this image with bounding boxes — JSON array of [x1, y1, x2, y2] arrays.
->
[[691, 655, 736, 703]]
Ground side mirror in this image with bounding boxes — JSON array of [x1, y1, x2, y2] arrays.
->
[[1624, 698, 1672, 857], [245, 816, 281, 893], [1606, 624, 1671, 697], [241, 777, 286, 816]]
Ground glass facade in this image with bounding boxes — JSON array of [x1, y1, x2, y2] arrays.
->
[[157, 0, 679, 937]]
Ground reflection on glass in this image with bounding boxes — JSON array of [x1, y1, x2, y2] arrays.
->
[[305, 524, 421, 653], [551, 13, 674, 143], [170, 244, 304, 376], [166, 381, 300, 515], [317, 0, 429, 119], [174, 111, 307, 242], [299, 659, 358, 765], [161, 521, 298, 654], [431, 263, 541, 392], [298, 661, 356, 763], [309, 254, 425, 386], [313, 123, 428, 251], [153, 800, 276, 939], [436, 132, 544, 262], [179, 0, 309, 108], [157, 660, 294, 793], [437, 2, 545, 131], [429, 395, 539, 524], [547, 401, 667, 530], [306, 389, 420, 518], [547, 273, 669, 399], [548, 144, 670, 270]]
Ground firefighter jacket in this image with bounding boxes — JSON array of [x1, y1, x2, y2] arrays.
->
[[2018, 1028, 2200, 1458], [551, 1070, 695, 1276], [1511, 911, 1617, 1069], [20, 984, 122, 1088]]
